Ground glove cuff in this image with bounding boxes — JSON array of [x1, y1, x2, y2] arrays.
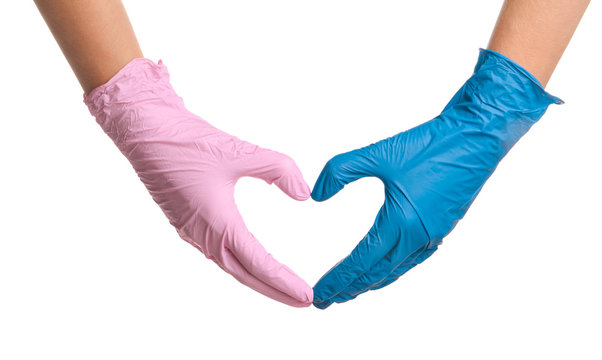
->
[[471, 48, 563, 109], [82, 58, 190, 149], [83, 58, 180, 118]]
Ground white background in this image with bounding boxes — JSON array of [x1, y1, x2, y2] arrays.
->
[[1, 1, 601, 359]]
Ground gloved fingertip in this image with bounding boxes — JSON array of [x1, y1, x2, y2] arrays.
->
[[310, 158, 347, 202], [310, 178, 327, 201], [310, 182, 337, 202], [301, 286, 314, 307], [266, 153, 313, 201], [283, 287, 313, 308], [295, 181, 312, 201], [278, 280, 313, 308], [312, 299, 332, 310], [310, 284, 331, 309], [290, 278, 314, 306], [310, 189, 328, 202], [276, 174, 311, 201]]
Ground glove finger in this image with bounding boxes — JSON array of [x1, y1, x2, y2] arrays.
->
[[222, 216, 313, 307], [219, 246, 313, 307], [333, 203, 435, 302], [314, 192, 432, 308], [178, 229, 307, 306], [312, 202, 401, 309], [371, 246, 438, 291], [238, 147, 310, 201], [180, 189, 312, 307], [311, 147, 377, 202], [326, 244, 434, 306]]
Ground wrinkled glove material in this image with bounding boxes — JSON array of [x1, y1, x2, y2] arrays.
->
[[84, 58, 313, 307], [311, 49, 562, 309]]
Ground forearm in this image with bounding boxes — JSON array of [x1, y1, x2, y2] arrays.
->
[[487, 0, 590, 87], [34, 0, 142, 94]]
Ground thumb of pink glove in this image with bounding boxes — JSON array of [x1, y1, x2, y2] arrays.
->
[[84, 58, 313, 307]]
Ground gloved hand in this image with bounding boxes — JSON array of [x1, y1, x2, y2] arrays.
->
[[311, 49, 562, 309], [84, 58, 313, 307]]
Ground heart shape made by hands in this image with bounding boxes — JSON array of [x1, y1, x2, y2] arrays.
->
[[235, 175, 385, 300]]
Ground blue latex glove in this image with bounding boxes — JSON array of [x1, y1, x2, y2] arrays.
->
[[311, 49, 562, 309]]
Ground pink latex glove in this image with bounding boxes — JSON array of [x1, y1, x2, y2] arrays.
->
[[84, 58, 313, 307]]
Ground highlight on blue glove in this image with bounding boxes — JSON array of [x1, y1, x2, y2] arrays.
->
[[311, 49, 563, 309]]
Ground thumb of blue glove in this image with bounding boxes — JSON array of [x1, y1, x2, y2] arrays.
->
[[312, 49, 563, 309]]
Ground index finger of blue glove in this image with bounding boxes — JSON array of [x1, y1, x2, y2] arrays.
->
[[327, 244, 437, 306], [313, 201, 402, 309], [371, 245, 438, 291], [313, 185, 434, 308]]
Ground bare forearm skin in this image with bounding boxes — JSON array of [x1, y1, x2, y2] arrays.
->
[[34, 0, 143, 94], [34, 0, 590, 94], [488, 0, 590, 87]]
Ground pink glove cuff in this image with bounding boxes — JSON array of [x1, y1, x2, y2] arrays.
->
[[84, 58, 170, 116]]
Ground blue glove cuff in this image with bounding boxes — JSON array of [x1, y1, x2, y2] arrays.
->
[[473, 48, 564, 108]]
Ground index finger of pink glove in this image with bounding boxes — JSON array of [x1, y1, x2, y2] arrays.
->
[[220, 247, 312, 307], [224, 230, 313, 307]]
